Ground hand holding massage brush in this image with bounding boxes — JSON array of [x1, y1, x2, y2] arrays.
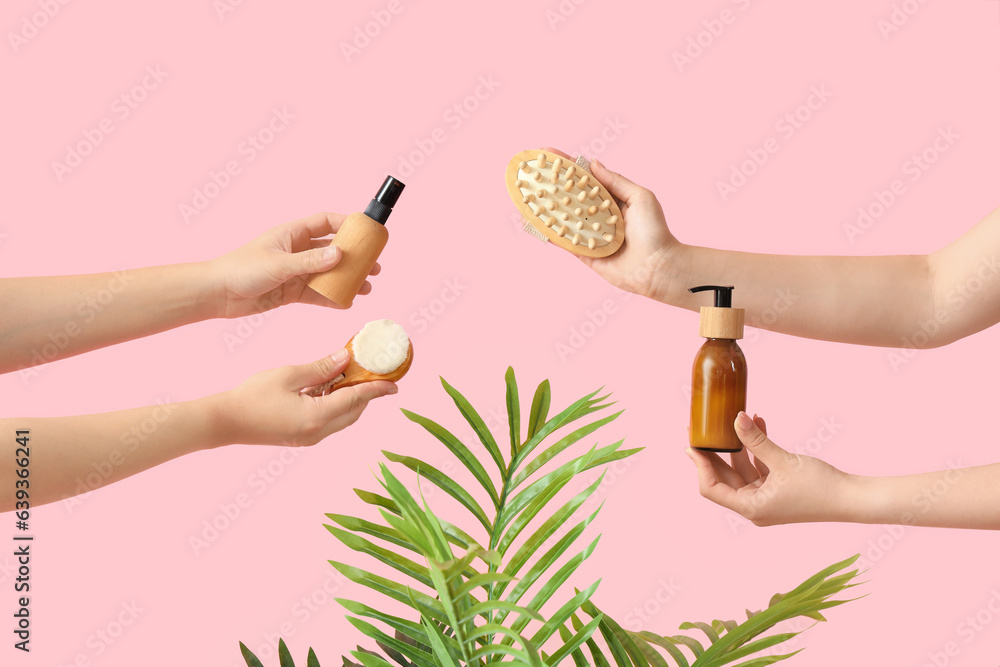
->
[[304, 319, 413, 397], [505, 150, 625, 257]]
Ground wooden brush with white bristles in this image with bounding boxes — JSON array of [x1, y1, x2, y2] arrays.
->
[[505, 149, 625, 258], [303, 319, 413, 397]]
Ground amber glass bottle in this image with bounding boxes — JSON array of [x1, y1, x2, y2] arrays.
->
[[689, 285, 747, 452]]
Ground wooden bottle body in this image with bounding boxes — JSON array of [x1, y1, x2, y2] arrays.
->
[[690, 338, 747, 452], [307, 212, 388, 307]]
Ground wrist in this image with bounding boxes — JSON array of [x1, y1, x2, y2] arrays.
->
[[200, 258, 230, 320], [837, 474, 899, 524], [646, 242, 691, 305], [196, 392, 238, 449]]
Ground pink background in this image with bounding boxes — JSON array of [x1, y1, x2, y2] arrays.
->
[[2, 0, 999, 665]]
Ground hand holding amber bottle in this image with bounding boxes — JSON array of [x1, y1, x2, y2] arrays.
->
[[561, 150, 1000, 531]]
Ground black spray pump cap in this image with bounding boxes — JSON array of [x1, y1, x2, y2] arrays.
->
[[689, 285, 735, 308], [364, 175, 406, 225]]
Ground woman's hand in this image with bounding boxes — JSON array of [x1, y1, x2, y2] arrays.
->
[[541, 148, 681, 299], [209, 211, 382, 319], [219, 348, 398, 447], [686, 412, 857, 525]]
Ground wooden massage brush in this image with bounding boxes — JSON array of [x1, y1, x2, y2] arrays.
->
[[505, 149, 625, 258]]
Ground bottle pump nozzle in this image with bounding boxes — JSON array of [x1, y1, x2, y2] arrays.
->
[[689, 284, 744, 340], [364, 176, 406, 225], [688, 285, 734, 308]]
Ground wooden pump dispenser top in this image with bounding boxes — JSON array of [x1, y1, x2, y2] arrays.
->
[[307, 175, 406, 308], [689, 285, 748, 453]]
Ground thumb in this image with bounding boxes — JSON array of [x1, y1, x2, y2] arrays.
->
[[734, 411, 786, 464], [287, 349, 351, 389], [284, 244, 342, 279], [590, 158, 647, 206]]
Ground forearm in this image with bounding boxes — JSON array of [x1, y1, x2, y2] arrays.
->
[[0, 262, 220, 373], [653, 244, 934, 347], [0, 394, 231, 510], [844, 464, 1000, 529]]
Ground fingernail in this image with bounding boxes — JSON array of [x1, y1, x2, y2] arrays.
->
[[331, 348, 349, 363], [322, 245, 339, 262], [592, 158, 603, 169], [684, 447, 694, 460], [736, 411, 753, 431], [387, 385, 398, 395]]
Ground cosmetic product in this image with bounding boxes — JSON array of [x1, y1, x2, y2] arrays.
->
[[505, 149, 624, 257], [307, 176, 405, 307], [689, 285, 747, 452], [304, 319, 413, 396]]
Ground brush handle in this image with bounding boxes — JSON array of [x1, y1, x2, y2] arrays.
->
[[304, 337, 413, 396], [336, 338, 413, 388], [307, 212, 388, 307]]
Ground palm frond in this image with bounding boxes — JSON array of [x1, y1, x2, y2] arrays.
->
[[576, 555, 864, 667], [239, 368, 863, 667]]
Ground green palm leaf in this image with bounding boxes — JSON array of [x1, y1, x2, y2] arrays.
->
[[239, 367, 863, 667]]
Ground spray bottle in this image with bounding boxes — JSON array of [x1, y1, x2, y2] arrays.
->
[[307, 175, 405, 307]]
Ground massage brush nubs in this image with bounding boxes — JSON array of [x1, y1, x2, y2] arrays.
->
[[505, 149, 625, 258]]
